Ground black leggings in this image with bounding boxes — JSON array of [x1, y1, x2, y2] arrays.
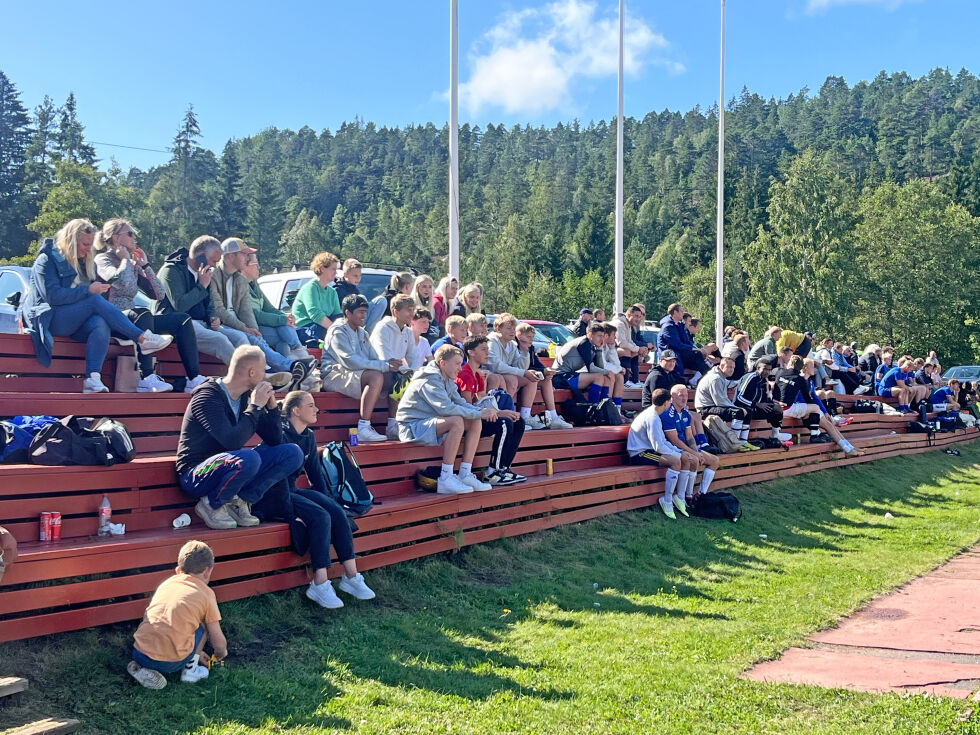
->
[[831, 369, 862, 394], [481, 417, 525, 470], [293, 489, 355, 570], [751, 402, 783, 428], [699, 405, 749, 423], [125, 308, 199, 377]]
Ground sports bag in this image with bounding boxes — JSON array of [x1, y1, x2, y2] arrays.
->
[[703, 414, 741, 453], [0, 421, 32, 464], [560, 398, 621, 427], [691, 492, 742, 522], [319, 441, 374, 516], [849, 399, 881, 414], [29, 416, 111, 466], [906, 420, 936, 446], [91, 418, 135, 463]]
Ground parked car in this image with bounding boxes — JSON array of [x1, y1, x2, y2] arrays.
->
[[942, 365, 980, 382], [258, 264, 411, 312], [0, 265, 30, 334], [486, 315, 574, 354]]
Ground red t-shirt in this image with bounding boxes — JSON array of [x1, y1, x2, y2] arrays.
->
[[455, 362, 485, 398]]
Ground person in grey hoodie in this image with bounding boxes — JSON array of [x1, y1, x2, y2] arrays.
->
[[321, 294, 402, 443], [487, 313, 547, 430], [395, 344, 496, 495], [693, 357, 759, 451], [747, 326, 781, 370]]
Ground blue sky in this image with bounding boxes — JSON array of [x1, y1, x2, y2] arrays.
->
[[1, 0, 975, 171]]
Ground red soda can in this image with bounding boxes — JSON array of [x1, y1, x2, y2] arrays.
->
[[40, 511, 53, 541], [50, 512, 62, 540]]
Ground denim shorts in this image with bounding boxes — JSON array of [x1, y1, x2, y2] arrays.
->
[[132, 624, 204, 673]]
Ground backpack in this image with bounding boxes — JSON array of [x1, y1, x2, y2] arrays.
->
[[703, 414, 741, 453], [91, 418, 135, 464], [752, 437, 784, 450], [849, 399, 881, 414], [560, 398, 621, 427], [319, 441, 374, 516], [691, 492, 742, 522], [906, 420, 936, 446]]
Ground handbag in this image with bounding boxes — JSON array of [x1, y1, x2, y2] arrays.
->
[[113, 343, 142, 393]]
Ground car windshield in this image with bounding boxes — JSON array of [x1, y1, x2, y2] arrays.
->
[[533, 323, 574, 345], [357, 273, 391, 302]]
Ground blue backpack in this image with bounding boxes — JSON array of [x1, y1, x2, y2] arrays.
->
[[319, 441, 374, 516]]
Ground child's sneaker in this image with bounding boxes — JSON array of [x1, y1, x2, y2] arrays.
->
[[127, 660, 167, 690], [180, 654, 210, 683], [306, 579, 344, 609], [337, 573, 376, 600]]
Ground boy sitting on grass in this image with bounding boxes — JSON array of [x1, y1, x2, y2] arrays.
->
[[128, 540, 227, 690]]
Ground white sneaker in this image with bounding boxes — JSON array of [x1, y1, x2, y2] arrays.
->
[[337, 573, 376, 600], [184, 374, 207, 392], [127, 660, 167, 690], [357, 424, 387, 443], [180, 654, 210, 684], [83, 372, 110, 393], [137, 373, 174, 393], [524, 414, 548, 430], [288, 346, 314, 361], [625, 381, 643, 389], [306, 579, 343, 609], [139, 330, 174, 355], [548, 415, 574, 430], [460, 472, 493, 492], [853, 385, 870, 395], [437, 474, 473, 494]]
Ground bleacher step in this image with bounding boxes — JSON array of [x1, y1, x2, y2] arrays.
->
[[0, 677, 27, 701], [1, 718, 80, 735]]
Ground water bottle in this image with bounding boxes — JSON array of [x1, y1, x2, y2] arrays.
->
[[98, 495, 112, 536]]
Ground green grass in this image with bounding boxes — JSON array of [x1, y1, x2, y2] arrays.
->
[[4, 442, 980, 734]]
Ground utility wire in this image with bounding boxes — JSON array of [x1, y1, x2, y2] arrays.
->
[[90, 141, 169, 153]]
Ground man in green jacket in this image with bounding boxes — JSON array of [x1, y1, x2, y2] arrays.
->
[[241, 254, 312, 361]]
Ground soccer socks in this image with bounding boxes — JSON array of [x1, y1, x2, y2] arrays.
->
[[770, 426, 779, 438], [545, 409, 558, 421], [732, 419, 749, 442], [613, 397, 622, 406], [664, 469, 680, 501], [698, 467, 716, 495], [519, 406, 532, 420], [587, 384, 602, 403], [675, 470, 691, 502], [599, 386, 610, 400], [440, 463, 454, 479], [695, 433, 709, 449], [458, 461, 473, 477], [684, 468, 698, 499]]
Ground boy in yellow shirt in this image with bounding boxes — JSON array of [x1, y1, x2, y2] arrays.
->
[[127, 540, 227, 689]]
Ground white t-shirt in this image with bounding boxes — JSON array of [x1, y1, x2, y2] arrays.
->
[[369, 317, 413, 364], [626, 406, 680, 457], [410, 335, 432, 370]]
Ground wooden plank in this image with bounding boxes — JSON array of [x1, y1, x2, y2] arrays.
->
[[0, 677, 28, 699], [3, 718, 80, 735]]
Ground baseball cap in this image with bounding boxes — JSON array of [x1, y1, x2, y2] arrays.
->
[[660, 349, 677, 360], [579, 308, 593, 316], [220, 237, 256, 255]]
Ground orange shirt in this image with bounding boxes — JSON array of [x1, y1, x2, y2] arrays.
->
[[133, 573, 221, 662]]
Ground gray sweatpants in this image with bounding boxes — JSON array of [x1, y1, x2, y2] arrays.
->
[[191, 320, 248, 364]]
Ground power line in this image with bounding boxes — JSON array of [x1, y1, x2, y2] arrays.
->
[[90, 140, 169, 153]]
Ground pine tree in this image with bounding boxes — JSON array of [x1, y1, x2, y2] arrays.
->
[[0, 71, 32, 257], [54, 93, 96, 165]]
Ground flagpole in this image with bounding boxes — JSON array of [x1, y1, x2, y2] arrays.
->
[[449, 0, 460, 281], [714, 0, 726, 346], [614, 0, 625, 315]]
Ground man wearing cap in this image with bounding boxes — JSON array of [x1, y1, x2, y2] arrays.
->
[[571, 308, 593, 337], [210, 238, 313, 387], [642, 349, 712, 450]]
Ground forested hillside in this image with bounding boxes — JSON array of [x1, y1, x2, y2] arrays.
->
[[1, 67, 978, 360]]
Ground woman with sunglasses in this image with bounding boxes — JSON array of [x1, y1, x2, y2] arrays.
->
[[20, 218, 173, 393], [94, 219, 205, 393]]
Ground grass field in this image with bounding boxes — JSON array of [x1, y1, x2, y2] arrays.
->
[[3, 441, 980, 734]]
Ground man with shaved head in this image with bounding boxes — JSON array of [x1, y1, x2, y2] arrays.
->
[[661, 384, 720, 503]]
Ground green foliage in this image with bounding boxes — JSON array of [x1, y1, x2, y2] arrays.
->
[[0, 71, 32, 257], [509, 269, 611, 323], [277, 208, 330, 269], [29, 162, 142, 238]]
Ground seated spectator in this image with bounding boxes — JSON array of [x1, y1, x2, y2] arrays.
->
[[775, 357, 862, 456], [693, 357, 760, 452], [155, 236, 252, 369], [455, 336, 527, 485], [688, 317, 720, 364], [292, 252, 344, 347], [552, 322, 614, 407], [832, 341, 870, 394], [432, 276, 458, 332], [593, 308, 606, 322], [176, 345, 305, 529], [776, 345, 794, 370], [815, 337, 862, 394], [571, 308, 593, 337], [210, 240, 311, 387], [366, 272, 415, 334], [450, 282, 485, 318], [466, 311, 490, 338], [321, 294, 402, 443], [932, 378, 961, 412], [734, 355, 786, 443], [721, 330, 750, 381], [241, 253, 313, 363], [408, 307, 434, 370], [410, 274, 440, 344], [370, 293, 416, 439], [514, 322, 573, 429], [21, 219, 172, 394], [598, 322, 626, 415], [776, 329, 812, 358], [395, 344, 494, 494], [877, 357, 920, 413], [642, 350, 685, 408], [659, 303, 710, 386], [747, 326, 781, 370], [873, 347, 895, 392], [913, 359, 939, 390], [857, 343, 882, 376], [612, 304, 650, 388], [0, 525, 17, 585], [626, 388, 696, 520], [333, 258, 362, 303], [432, 314, 466, 352], [254, 390, 375, 609], [487, 313, 547, 430], [94, 218, 204, 393], [663, 384, 720, 501]]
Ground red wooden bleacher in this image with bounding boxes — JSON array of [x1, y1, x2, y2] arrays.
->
[[0, 333, 976, 643]]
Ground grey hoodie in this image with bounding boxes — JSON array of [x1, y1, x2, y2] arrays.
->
[[487, 333, 524, 377], [322, 319, 387, 373], [694, 366, 734, 410], [396, 362, 482, 423]]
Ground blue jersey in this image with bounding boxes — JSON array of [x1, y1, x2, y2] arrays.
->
[[878, 367, 907, 392], [660, 404, 678, 433], [932, 386, 953, 403], [662, 404, 691, 438]]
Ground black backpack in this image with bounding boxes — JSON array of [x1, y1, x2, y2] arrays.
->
[[906, 420, 936, 446], [560, 398, 622, 427], [691, 492, 742, 522], [849, 399, 881, 414], [28, 416, 115, 466]]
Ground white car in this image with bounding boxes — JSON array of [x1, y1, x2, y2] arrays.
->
[[257, 265, 403, 312]]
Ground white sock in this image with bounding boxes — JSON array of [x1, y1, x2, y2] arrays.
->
[[440, 463, 454, 479], [520, 407, 531, 420], [545, 409, 558, 421], [675, 470, 690, 500], [770, 427, 779, 438], [664, 469, 680, 501], [459, 461, 473, 477], [738, 428, 749, 441], [685, 469, 697, 499], [89, 372, 101, 380], [358, 419, 371, 430], [838, 439, 853, 451], [732, 419, 744, 431], [698, 468, 715, 495], [691, 371, 702, 384]]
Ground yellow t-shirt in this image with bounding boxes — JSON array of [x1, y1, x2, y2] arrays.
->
[[133, 573, 221, 662]]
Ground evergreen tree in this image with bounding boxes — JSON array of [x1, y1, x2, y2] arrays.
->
[[54, 93, 96, 165], [0, 71, 31, 257]]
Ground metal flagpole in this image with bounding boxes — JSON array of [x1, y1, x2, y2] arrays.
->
[[714, 0, 726, 346], [449, 0, 460, 280], [614, 0, 625, 314]]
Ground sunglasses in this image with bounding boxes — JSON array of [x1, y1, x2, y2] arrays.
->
[[121, 230, 136, 238]]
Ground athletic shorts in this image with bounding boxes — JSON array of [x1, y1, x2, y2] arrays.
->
[[397, 417, 444, 446], [783, 402, 813, 420], [551, 372, 580, 390], [628, 449, 680, 466], [321, 365, 363, 400], [879, 387, 893, 398]]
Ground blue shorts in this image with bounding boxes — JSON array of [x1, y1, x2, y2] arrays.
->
[[132, 624, 204, 673], [551, 372, 580, 390], [880, 387, 893, 398]]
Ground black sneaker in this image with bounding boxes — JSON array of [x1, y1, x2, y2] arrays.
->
[[809, 434, 833, 444], [285, 359, 312, 393], [501, 469, 526, 483], [482, 468, 514, 486]]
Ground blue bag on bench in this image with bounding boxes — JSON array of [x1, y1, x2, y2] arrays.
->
[[320, 441, 374, 516]]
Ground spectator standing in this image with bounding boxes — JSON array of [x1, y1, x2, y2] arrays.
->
[[571, 308, 593, 337], [292, 252, 344, 348]]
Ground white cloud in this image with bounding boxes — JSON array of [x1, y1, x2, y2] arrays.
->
[[457, 0, 681, 117], [805, 0, 920, 13]]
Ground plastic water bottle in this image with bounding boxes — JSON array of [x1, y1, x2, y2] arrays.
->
[[98, 495, 112, 537]]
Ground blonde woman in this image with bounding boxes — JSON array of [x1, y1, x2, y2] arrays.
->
[[450, 282, 484, 318], [432, 276, 458, 329], [94, 219, 205, 393], [20, 218, 172, 393], [410, 274, 439, 343]]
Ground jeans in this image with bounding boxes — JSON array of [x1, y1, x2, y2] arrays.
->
[[49, 294, 143, 374], [179, 443, 304, 509], [245, 333, 292, 372], [258, 324, 301, 356], [189, 320, 236, 364], [296, 323, 326, 348], [127, 309, 200, 378]]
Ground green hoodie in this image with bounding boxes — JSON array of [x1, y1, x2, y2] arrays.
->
[[248, 280, 287, 327]]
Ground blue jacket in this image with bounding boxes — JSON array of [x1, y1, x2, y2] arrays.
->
[[19, 239, 92, 367], [657, 314, 697, 370]]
